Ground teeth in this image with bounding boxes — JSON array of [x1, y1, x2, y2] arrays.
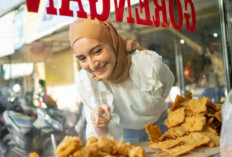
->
[[95, 65, 105, 72], [95, 68, 103, 72], [97, 67, 103, 71]]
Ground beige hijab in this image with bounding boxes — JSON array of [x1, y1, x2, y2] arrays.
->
[[69, 17, 143, 83]]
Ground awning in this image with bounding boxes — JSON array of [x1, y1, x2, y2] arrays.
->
[[0, 11, 15, 58], [2, 63, 33, 80]]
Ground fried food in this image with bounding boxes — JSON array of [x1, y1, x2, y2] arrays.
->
[[55, 136, 83, 157], [201, 131, 220, 147], [159, 126, 187, 141], [206, 101, 218, 111], [86, 136, 98, 146], [184, 92, 192, 100], [55, 136, 145, 157], [97, 136, 115, 154], [169, 95, 185, 112], [116, 140, 133, 156], [151, 137, 182, 149], [129, 146, 146, 157], [181, 116, 206, 132], [146, 93, 222, 156], [145, 122, 161, 143], [73, 144, 99, 157], [29, 152, 40, 157], [184, 96, 209, 116], [215, 104, 222, 111], [164, 107, 185, 128], [152, 132, 210, 156], [215, 110, 222, 122]]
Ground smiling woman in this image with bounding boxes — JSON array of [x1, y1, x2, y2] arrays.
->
[[69, 17, 175, 143], [69, 17, 141, 83], [73, 38, 116, 81]]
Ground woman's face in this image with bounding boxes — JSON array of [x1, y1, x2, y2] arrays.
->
[[73, 38, 116, 80]]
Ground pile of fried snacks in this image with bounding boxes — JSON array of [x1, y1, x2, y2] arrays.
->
[[55, 136, 146, 157], [146, 93, 222, 157]]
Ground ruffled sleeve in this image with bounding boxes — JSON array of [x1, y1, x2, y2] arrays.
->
[[130, 50, 175, 99], [77, 70, 123, 140]]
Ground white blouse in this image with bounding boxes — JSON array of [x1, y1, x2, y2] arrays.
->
[[77, 50, 175, 140]]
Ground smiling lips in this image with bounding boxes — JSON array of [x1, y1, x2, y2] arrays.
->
[[93, 64, 107, 75]]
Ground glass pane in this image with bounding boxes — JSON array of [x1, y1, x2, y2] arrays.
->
[[109, 0, 227, 105], [0, 0, 229, 155]]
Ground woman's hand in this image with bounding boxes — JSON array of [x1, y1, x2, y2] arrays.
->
[[91, 104, 111, 127]]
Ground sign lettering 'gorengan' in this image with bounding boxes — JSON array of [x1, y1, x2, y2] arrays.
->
[[25, 0, 196, 32]]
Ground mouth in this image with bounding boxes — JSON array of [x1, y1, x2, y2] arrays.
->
[[93, 64, 107, 75]]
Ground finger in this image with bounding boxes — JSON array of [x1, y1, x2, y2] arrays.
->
[[95, 118, 107, 127], [103, 106, 112, 120], [104, 115, 111, 122], [95, 115, 100, 125], [105, 106, 111, 115], [98, 117, 105, 124], [101, 105, 111, 116], [94, 116, 105, 126], [95, 107, 104, 116]]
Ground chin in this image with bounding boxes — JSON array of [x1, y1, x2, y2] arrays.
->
[[98, 75, 109, 80], [98, 69, 112, 80]]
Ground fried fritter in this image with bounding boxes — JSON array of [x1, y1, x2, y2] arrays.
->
[[164, 107, 185, 128], [154, 132, 210, 156], [169, 95, 185, 112], [55, 136, 145, 157], [215, 110, 222, 122], [97, 136, 115, 154], [145, 122, 161, 143], [181, 116, 206, 132], [151, 138, 182, 149], [56, 136, 83, 157], [146, 93, 222, 157], [184, 92, 192, 100], [86, 136, 98, 146], [184, 96, 209, 116], [201, 131, 220, 147], [159, 126, 187, 141], [29, 152, 40, 157], [129, 146, 146, 157]]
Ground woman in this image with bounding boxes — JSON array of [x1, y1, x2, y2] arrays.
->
[[69, 17, 175, 143]]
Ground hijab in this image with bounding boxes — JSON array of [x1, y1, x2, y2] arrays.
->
[[69, 17, 144, 83]]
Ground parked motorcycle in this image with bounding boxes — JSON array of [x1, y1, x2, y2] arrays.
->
[[0, 85, 82, 156], [1, 105, 66, 157]]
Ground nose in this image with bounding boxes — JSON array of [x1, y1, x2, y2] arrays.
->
[[87, 58, 98, 71]]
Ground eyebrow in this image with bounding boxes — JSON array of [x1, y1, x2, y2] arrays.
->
[[75, 44, 102, 59], [89, 44, 102, 53]]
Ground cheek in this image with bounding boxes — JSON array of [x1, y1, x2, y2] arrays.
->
[[79, 62, 88, 70], [109, 53, 116, 66], [104, 49, 116, 65]]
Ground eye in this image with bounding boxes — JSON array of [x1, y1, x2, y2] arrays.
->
[[93, 48, 102, 55], [77, 56, 86, 62]]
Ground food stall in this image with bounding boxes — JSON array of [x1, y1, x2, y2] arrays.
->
[[0, 0, 231, 156]]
